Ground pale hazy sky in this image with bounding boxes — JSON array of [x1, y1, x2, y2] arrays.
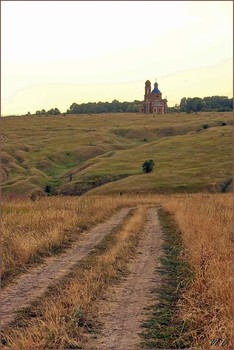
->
[[2, 1, 233, 115]]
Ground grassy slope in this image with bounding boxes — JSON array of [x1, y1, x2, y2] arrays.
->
[[86, 125, 232, 194], [1, 112, 232, 194]]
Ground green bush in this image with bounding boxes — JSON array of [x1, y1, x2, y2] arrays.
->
[[44, 184, 55, 195], [218, 121, 227, 126], [142, 159, 155, 173], [202, 124, 209, 129]]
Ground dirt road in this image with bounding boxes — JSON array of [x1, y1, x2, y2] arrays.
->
[[88, 207, 163, 350], [1, 207, 132, 329]]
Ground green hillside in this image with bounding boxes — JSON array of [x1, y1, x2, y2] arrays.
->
[[1, 112, 232, 195]]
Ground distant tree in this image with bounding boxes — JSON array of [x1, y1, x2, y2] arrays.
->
[[54, 108, 61, 115], [66, 99, 142, 114], [190, 97, 205, 112], [167, 104, 180, 113], [180, 95, 233, 113], [185, 98, 192, 113], [126, 104, 135, 112], [228, 98, 233, 110], [35, 109, 46, 115], [203, 96, 231, 110], [179, 97, 187, 112], [47, 108, 61, 115], [111, 99, 120, 112], [142, 159, 155, 173]]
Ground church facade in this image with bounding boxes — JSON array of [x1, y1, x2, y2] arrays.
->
[[139, 80, 167, 114]]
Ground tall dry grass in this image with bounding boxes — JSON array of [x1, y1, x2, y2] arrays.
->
[[1, 193, 232, 349], [1, 195, 161, 282], [2, 207, 147, 349], [163, 193, 233, 349]]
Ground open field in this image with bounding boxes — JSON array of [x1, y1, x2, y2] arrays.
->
[[1, 194, 232, 349], [1, 111, 232, 348], [1, 112, 232, 195]]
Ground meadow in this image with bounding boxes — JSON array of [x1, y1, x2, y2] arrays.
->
[[1, 193, 232, 349], [1, 112, 232, 195], [1, 111, 233, 348]]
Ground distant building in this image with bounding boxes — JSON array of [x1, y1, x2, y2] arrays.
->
[[139, 80, 167, 114]]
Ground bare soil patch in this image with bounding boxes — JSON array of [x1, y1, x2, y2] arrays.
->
[[88, 207, 163, 350], [1, 208, 132, 329]]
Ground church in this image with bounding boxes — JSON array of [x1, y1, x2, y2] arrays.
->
[[139, 80, 167, 114]]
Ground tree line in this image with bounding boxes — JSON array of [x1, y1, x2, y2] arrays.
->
[[32, 95, 232, 116], [178, 96, 233, 113], [67, 99, 141, 114], [33, 100, 141, 116], [34, 108, 62, 116]]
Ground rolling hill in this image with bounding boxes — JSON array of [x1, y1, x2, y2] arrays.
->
[[1, 112, 232, 195]]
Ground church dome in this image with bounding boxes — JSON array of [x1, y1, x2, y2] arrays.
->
[[151, 82, 161, 94], [151, 88, 161, 94]]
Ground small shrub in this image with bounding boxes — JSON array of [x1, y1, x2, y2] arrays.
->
[[218, 121, 227, 126], [142, 159, 155, 173], [44, 184, 55, 195], [202, 124, 209, 129]]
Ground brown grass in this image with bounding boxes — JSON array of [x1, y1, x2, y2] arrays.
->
[[2, 206, 147, 349], [1, 195, 161, 283], [163, 193, 233, 349], [1, 193, 232, 349]]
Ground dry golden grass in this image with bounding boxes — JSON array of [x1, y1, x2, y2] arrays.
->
[[2, 206, 147, 349], [1, 193, 232, 349], [1, 195, 161, 283], [163, 193, 233, 349]]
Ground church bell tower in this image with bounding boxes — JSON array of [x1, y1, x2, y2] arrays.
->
[[144, 80, 151, 99]]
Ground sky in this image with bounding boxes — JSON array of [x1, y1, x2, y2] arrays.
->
[[1, 1, 233, 115]]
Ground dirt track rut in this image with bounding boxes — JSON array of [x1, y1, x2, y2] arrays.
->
[[88, 207, 163, 350], [1, 208, 132, 329]]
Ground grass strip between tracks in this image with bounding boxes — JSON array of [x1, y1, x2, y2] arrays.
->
[[140, 208, 194, 349]]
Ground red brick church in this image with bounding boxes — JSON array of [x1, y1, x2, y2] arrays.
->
[[139, 80, 167, 114]]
